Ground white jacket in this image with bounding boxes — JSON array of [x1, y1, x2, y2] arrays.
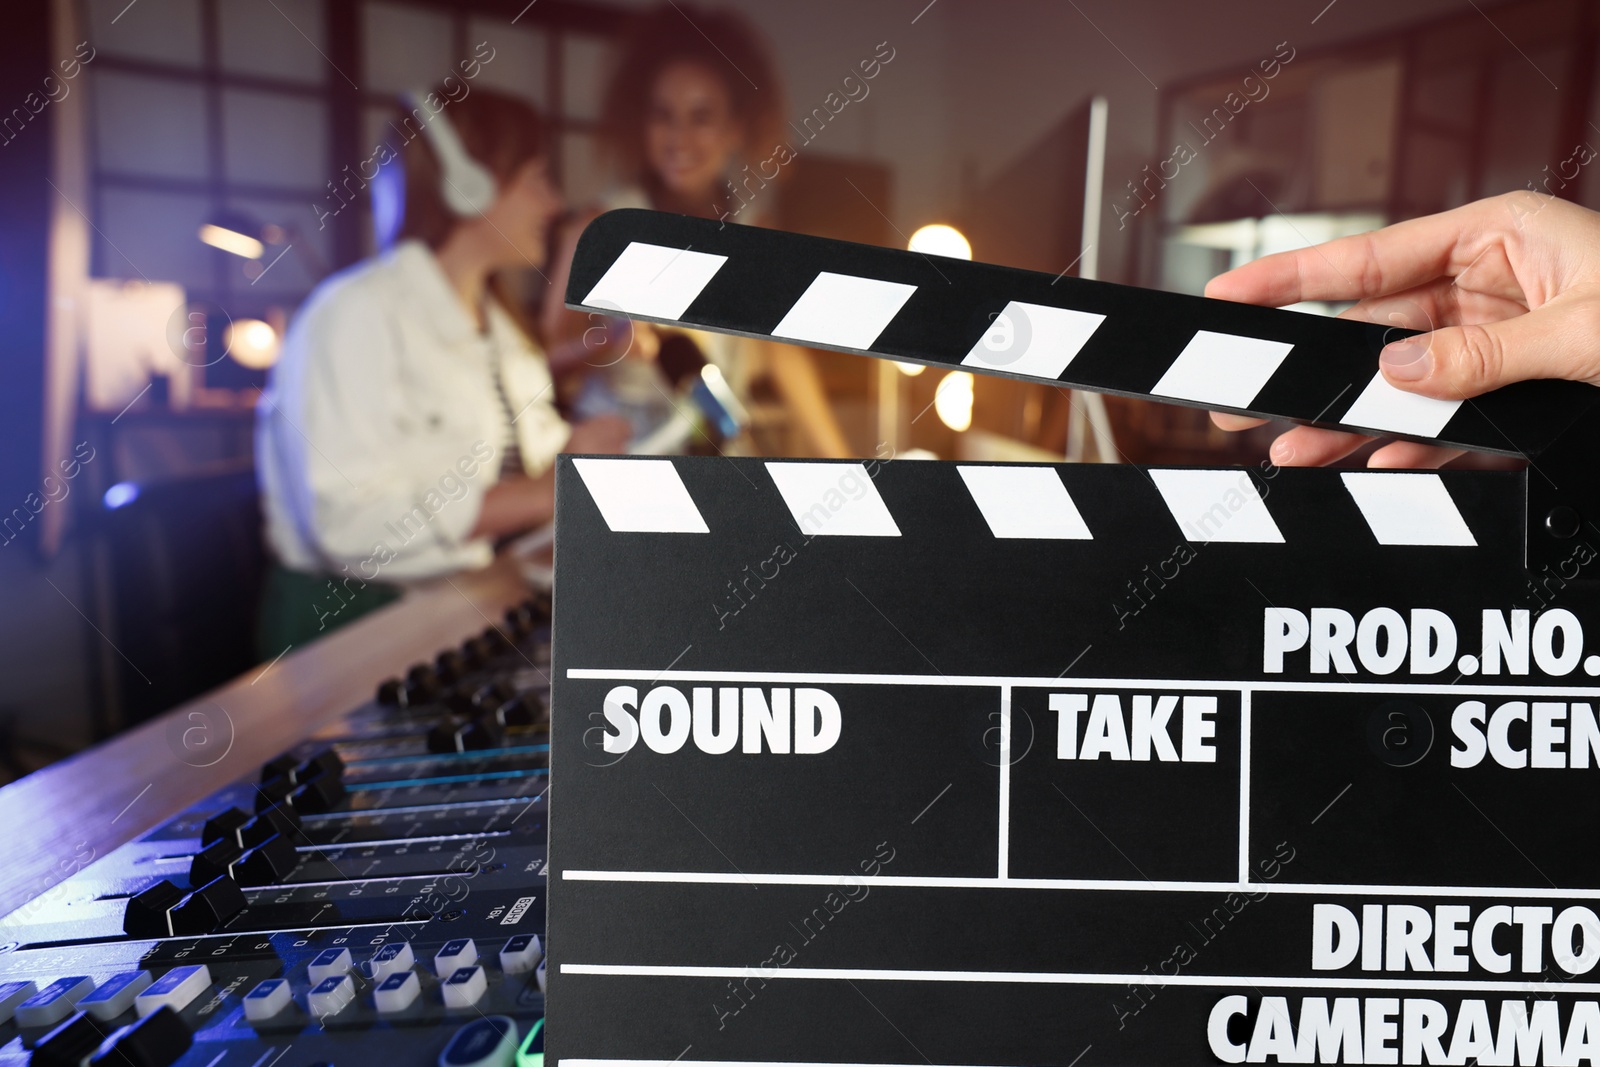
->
[[256, 240, 569, 581]]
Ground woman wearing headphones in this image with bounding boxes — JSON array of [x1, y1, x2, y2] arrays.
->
[[544, 5, 854, 459], [255, 87, 629, 654]]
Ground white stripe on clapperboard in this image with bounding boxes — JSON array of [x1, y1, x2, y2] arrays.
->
[[580, 240, 1462, 437], [996, 685, 1011, 879], [558, 966, 1600, 995], [570, 458, 1479, 547], [560, 870, 1600, 900], [565, 668, 1600, 697]]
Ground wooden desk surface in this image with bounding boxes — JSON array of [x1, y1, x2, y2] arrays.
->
[[0, 556, 530, 921]]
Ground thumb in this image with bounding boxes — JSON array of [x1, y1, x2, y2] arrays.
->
[[1376, 303, 1600, 399]]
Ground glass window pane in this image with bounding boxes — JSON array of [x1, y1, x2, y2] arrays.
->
[[1480, 49, 1567, 200], [222, 89, 328, 188], [562, 34, 614, 122], [467, 18, 547, 107], [362, 103, 399, 154], [86, 0, 202, 67], [220, 0, 329, 84], [1410, 66, 1476, 133], [363, 1, 454, 95], [96, 188, 213, 291], [93, 71, 209, 179], [561, 130, 604, 201], [222, 197, 335, 301]]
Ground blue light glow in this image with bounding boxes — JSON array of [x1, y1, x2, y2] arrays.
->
[[103, 482, 139, 509]]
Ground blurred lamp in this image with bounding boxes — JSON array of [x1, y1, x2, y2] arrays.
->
[[908, 223, 971, 260], [894, 361, 925, 377], [934, 371, 974, 433], [226, 318, 280, 370], [199, 211, 325, 281], [103, 482, 139, 510], [199, 211, 268, 260]]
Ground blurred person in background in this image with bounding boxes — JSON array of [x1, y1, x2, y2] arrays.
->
[[544, 4, 853, 459], [256, 87, 629, 655]]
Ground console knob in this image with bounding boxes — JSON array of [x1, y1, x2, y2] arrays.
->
[[289, 771, 346, 815], [124, 881, 185, 938], [254, 776, 294, 812], [443, 686, 478, 717], [88, 1005, 192, 1067], [461, 635, 494, 667], [473, 680, 517, 711], [503, 604, 535, 637], [405, 663, 440, 702], [496, 693, 547, 729], [427, 716, 503, 753], [200, 808, 251, 849], [435, 649, 466, 683], [294, 749, 345, 784], [31, 1011, 103, 1067], [259, 754, 297, 782], [234, 833, 298, 885], [170, 875, 245, 935], [239, 807, 300, 847], [188, 838, 243, 886]]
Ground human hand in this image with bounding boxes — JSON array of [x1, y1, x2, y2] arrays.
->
[[1205, 192, 1600, 468], [563, 413, 633, 454]]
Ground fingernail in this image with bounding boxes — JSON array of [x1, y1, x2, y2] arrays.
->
[[1380, 339, 1430, 381], [1270, 438, 1294, 465]]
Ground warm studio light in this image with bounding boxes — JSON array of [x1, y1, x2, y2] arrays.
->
[[227, 318, 280, 369], [908, 223, 972, 260], [934, 370, 974, 432], [198, 223, 264, 260], [894, 361, 925, 376]]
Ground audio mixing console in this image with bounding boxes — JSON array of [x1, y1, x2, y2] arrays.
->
[[0, 595, 554, 1067]]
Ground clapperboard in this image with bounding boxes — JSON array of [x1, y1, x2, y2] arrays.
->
[[547, 208, 1600, 1067]]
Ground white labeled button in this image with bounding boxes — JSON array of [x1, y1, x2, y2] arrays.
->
[[307, 974, 355, 1018], [135, 964, 210, 1019], [441, 966, 487, 1009], [535, 958, 546, 994], [370, 941, 415, 981], [242, 978, 292, 1022], [434, 938, 478, 978], [498, 934, 542, 974], [0, 981, 37, 1024], [77, 970, 153, 1021], [307, 947, 352, 985], [15, 976, 93, 1027], [374, 970, 421, 1013]]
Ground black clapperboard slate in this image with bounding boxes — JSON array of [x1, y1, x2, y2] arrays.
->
[[547, 209, 1600, 1067]]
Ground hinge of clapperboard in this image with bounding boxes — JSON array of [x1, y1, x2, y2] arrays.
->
[[565, 208, 1600, 582]]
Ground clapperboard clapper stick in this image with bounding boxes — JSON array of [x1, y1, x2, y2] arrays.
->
[[547, 209, 1600, 1067], [565, 209, 1600, 458]]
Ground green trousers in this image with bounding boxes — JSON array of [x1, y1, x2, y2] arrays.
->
[[256, 562, 403, 661]]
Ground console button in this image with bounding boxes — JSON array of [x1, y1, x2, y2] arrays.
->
[[134, 965, 210, 1018], [77, 971, 153, 1021], [15, 976, 94, 1028], [241, 978, 291, 1022]]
